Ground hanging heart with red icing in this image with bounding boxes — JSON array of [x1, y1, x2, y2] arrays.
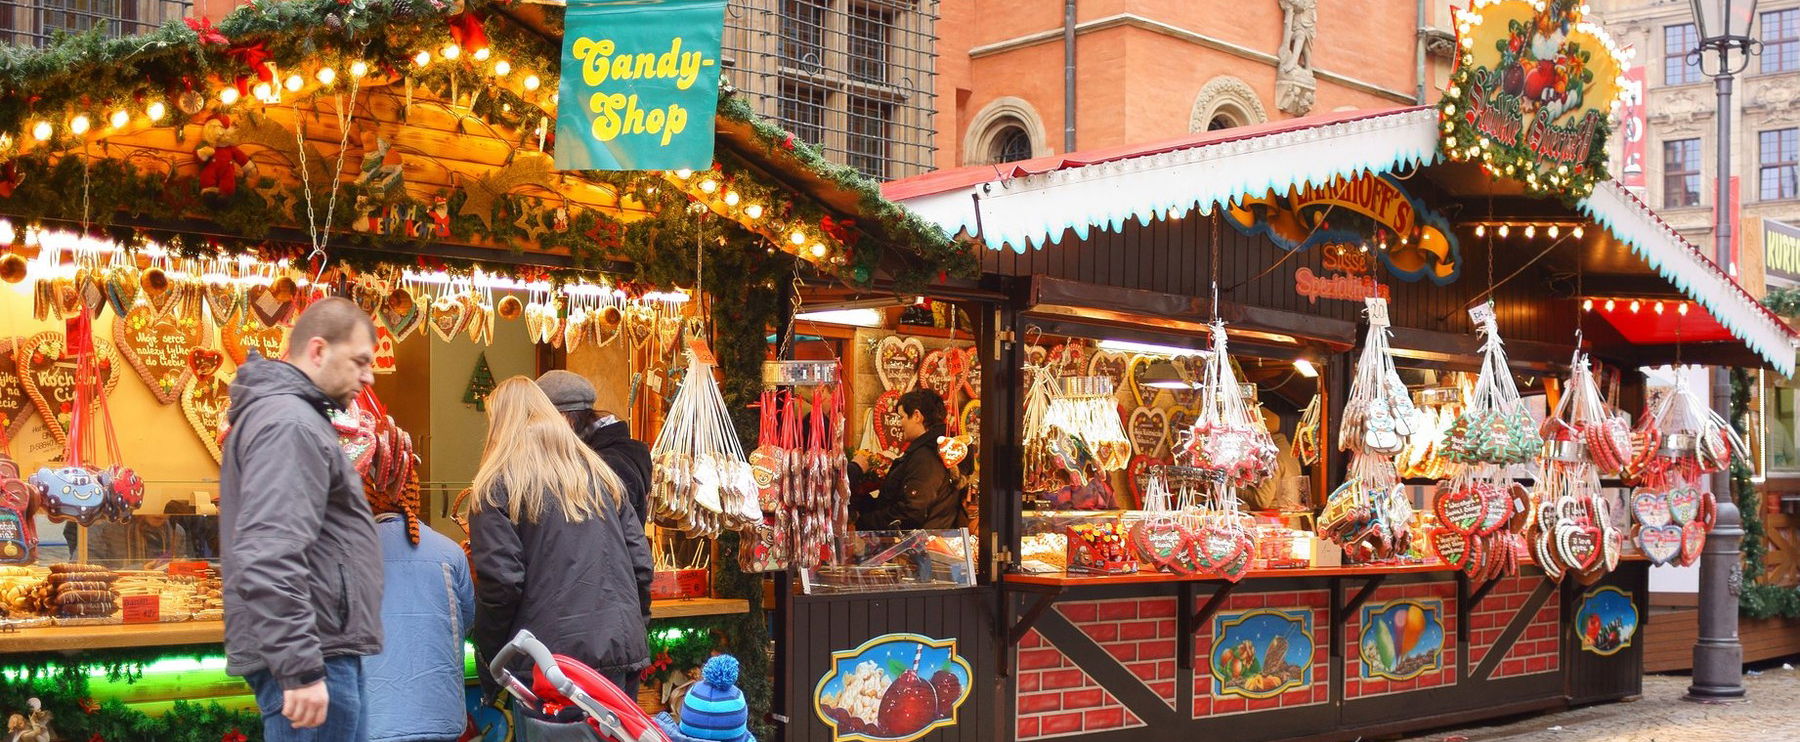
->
[[1637, 524, 1683, 566]]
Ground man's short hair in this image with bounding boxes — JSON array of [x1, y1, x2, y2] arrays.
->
[[287, 296, 376, 358], [898, 388, 947, 429]]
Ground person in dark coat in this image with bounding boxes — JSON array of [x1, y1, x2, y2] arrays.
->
[[470, 377, 653, 708], [850, 389, 970, 531], [535, 370, 652, 526], [220, 298, 382, 739]]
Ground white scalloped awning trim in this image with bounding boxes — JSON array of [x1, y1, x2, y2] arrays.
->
[[897, 107, 1442, 253], [1579, 181, 1797, 376]]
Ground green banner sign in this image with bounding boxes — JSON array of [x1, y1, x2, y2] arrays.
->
[[555, 0, 726, 171]]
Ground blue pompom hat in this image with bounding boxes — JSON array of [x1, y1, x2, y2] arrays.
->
[[658, 655, 753, 742]]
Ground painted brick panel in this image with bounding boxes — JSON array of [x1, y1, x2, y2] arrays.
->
[[1059, 599, 1179, 710], [1013, 626, 1149, 740]]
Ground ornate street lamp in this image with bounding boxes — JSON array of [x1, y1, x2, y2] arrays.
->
[[1685, 0, 1759, 705]]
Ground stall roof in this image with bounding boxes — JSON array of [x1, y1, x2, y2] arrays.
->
[[883, 106, 1798, 376]]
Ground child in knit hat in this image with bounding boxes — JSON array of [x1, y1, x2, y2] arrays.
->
[[656, 655, 754, 742]]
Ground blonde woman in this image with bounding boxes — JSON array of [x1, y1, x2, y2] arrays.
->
[[470, 377, 653, 708]]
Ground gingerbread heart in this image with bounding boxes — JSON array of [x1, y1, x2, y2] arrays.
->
[[1047, 343, 1089, 378], [203, 280, 240, 326], [875, 336, 924, 391], [918, 349, 961, 400], [221, 317, 288, 366], [624, 305, 655, 347], [1086, 350, 1129, 394], [937, 435, 970, 468], [1193, 525, 1245, 574], [1433, 483, 1486, 535], [1126, 355, 1158, 407], [379, 287, 423, 342], [428, 294, 469, 342], [1637, 524, 1682, 565], [960, 346, 981, 400], [871, 390, 906, 455], [0, 340, 36, 442], [17, 331, 119, 448], [1667, 487, 1700, 525], [1127, 406, 1169, 457], [246, 283, 296, 328], [1431, 528, 1469, 568], [1167, 406, 1199, 443], [114, 303, 204, 405], [106, 267, 142, 318], [1126, 454, 1161, 505], [187, 347, 224, 378], [1477, 483, 1513, 535], [75, 270, 108, 320], [181, 373, 232, 463], [1679, 520, 1707, 566], [1559, 525, 1602, 571], [1632, 490, 1672, 529]]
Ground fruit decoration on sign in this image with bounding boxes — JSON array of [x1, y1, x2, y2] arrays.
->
[[1437, 0, 1627, 200]]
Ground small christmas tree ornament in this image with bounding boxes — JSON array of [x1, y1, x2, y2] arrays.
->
[[463, 352, 495, 410]]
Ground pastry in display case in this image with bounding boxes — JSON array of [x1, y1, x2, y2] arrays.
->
[[798, 529, 975, 594]]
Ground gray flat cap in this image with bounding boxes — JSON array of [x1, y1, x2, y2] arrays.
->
[[536, 370, 596, 412]]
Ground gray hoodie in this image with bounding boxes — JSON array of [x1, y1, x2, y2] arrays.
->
[[220, 355, 383, 689]]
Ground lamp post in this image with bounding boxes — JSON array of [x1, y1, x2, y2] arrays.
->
[[1685, 0, 1759, 704]]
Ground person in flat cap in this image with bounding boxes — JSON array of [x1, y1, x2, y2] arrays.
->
[[536, 370, 653, 528]]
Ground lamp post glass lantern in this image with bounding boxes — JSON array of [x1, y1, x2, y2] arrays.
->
[[1685, 0, 1759, 705]]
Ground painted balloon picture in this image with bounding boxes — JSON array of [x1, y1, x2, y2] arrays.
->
[[1210, 608, 1314, 699], [1576, 586, 1638, 656], [814, 633, 973, 742], [1359, 599, 1444, 681]]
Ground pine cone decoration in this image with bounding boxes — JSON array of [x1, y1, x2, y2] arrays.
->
[[325, 13, 343, 30]]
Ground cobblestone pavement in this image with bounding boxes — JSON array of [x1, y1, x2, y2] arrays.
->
[[1398, 667, 1800, 742]]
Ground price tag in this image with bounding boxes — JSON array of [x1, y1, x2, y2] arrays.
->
[[648, 374, 664, 394], [686, 339, 717, 366], [121, 594, 159, 624], [1365, 297, 1391, 328], [1467, 302, 1497, 329]]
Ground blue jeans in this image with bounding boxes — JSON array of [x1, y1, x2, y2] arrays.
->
[[246, 656, 368, 742]]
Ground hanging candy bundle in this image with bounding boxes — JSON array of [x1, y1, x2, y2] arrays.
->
[[1397, 385, 1464, 480], [1622, 375, 1732, 567], [1443, 306, 1541, 466], [1022, 358, 1105, 494], [1429, 468, 1530, 579], [1176, 323, 1277, 488], [30, 310, 139, 528], [1291, 394, 1322, 468], [650, 349, 761, 539], [336, 388, 422, 544], [786, 386, 852, 569], [1541, 353, 1632, 477], [1529, 489, 1621, 584], [1321, 300, 1414, 562], [1125, 474, 1259, 581], [1043, 375, 1132, 472]]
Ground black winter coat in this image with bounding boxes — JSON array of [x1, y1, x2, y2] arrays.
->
[[471, 480, 652, 698], [576, 418, 652, 526], [849, 426, 968, 531]]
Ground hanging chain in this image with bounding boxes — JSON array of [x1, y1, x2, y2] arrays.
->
[[1210, 210, 1222, 321], [294, 77, 364, 282]]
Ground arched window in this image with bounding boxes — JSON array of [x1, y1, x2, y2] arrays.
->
[[989, 123, 1034, 164], [1207, 113, 1240, 131], [1189, 76, 1269, 133]]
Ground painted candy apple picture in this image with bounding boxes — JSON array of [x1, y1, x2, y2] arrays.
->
[[815, 633, 972, 742], [1575, 586, 1638, 656]]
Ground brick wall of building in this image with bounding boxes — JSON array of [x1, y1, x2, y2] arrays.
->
[[1344, 581, 1460, 699], [1014, 625, 1147, 740], [1466, 576, 1561, 680], [1057, 598, 1180, 710], [1189, 589, 1331, 718]]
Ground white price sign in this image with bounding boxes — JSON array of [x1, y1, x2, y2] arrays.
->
[[1364, 297, 1391, 328]]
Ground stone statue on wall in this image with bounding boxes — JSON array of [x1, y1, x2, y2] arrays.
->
[[1277, 0, 1318, 116]]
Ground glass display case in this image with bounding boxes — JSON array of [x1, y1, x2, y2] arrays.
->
[[797, 529, 976, 594]]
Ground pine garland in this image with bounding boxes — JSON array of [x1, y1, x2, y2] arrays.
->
[[0, 648, 260, 741], [1764, 286, 1800, 319], [1731, 367, 1800, 620]]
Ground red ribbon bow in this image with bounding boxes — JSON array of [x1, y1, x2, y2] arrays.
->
[[820, 215, 858, 246], [184, 16, 227, 46], [227, 42, 275, 84], [447, 12, 489, 53], [0, 160, 21, 199], [221, 730, 248, 742]]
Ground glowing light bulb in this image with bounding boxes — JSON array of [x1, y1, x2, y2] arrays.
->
[[697, 179, 718, 194], [1524, 225, 1536, 238], [744, 204, 764, 220], [494, 60, 512, 76], [1548, 225, 1559, 238], [108, 109, 129, 129], [1604, 299, 1616, 312], [253, 82, 274, 100], [1498, 224, 1510, 238], [1629, 299, 1640, 313], [1582, 298, 1594, 311], [523, 75, 541, 91], [285, 74, 304, 92], [442, 44, 461, 60], [30, 121, 51, 141], [1573, 226, 1584, 239], [414, 50, 432, 67], [789, 230, 807, 246], [220, 87, 240, 105], [1678, 302, 1689, 316], [316, 67, 337, 85], [146, 101, 166, 121], [724, 191, 740, 206], [1654, 301, 1665, 315], [1475, 224, 1486, 237], [350, 61, 369, 78], [809, 243, 827, 258], [473, 47, 491, 62], [674, 169, 693, 180]]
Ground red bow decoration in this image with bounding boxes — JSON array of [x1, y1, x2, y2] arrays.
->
[[820, 215, 858, 247], [221, 730, 248, 742], [77, 698, 99, 714], [88, 735, 106, 742], [184, 16, 227, 46], [227, 42, 275, 85], [447, 12, 489, 53], [0, 160, 22, 199]]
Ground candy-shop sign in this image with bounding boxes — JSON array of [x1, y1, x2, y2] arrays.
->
[[1438, 0, 1626, 198], [1295, 248, 1391, 304], [1229, 173, 1460, 284], [555, 0, 726, 171]]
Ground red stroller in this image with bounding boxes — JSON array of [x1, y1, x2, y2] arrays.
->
[[488, 629, 671, 742]]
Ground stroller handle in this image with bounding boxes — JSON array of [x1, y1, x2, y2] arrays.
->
[[490, 629, 583, 706]]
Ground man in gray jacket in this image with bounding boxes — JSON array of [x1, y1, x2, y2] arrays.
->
[[221, 297, 382, 740]]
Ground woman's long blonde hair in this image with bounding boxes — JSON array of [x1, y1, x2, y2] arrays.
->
[[472, 376, 624, 524]]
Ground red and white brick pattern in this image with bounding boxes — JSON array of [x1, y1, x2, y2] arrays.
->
[[1015, 627, 1146, 740], [1057, 598, 1179, 710], [1467, 576, 1560, 679], [1189, 589, 1331, 718], [1492, 587, 1560, 679], [1344, 581, 1459, 699]]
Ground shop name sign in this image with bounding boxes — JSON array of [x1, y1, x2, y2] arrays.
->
[[1295, 249, 1390, 304], [554, 0, 727, 171], [1438, 0, 1627, 199], [1766, 218, 1800, 282], [1227, 173, 1460, 285]]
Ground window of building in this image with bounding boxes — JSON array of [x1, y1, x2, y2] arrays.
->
[[846, 96, 892, 179], [780, 0, 828, 68], [1762, 128, 1799, 200], [1207, 114, 1240, 131], [1665, 23, 1702, 85], [988, 125, 1032, 164], [1664, 138, 1703, 208], [846, 5, 890, 83], [779, 81, 828, 146], [1765, 9, 1800, 74]]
